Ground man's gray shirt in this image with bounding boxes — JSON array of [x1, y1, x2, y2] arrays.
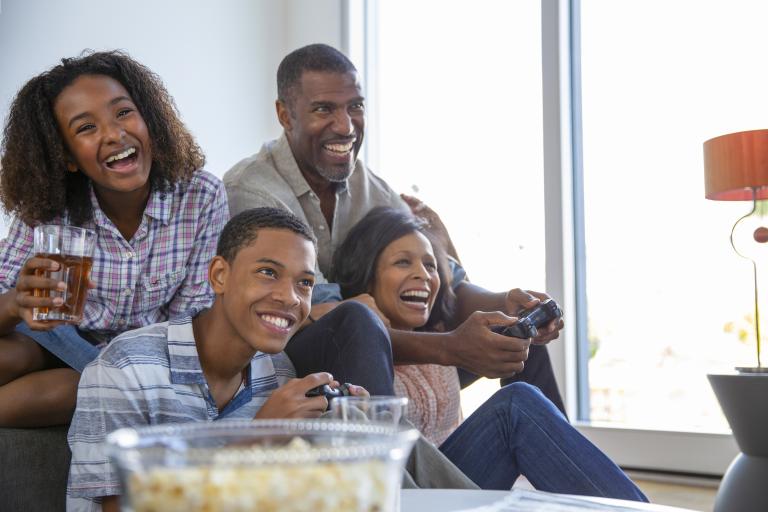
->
[[223, 134, 409, 282]]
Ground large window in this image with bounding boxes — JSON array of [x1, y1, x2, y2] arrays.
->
[[357, 0, 546, 414], [358, 0, 757, 473], [579, 0, 768, 434]]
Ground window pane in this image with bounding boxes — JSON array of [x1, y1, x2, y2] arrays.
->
[[373, 0, 544, 415], [375, 0, 544, 294], [580, 0, 768, 432]]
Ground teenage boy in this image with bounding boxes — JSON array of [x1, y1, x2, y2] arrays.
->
[[66, 207, 370, 512]]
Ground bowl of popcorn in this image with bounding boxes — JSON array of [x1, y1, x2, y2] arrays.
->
[[106, 419, 420, 512]]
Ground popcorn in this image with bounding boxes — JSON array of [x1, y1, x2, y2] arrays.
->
[[125, 439, 393, 512]]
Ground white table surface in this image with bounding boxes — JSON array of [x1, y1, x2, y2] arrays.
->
[[401, 489, 508, 511], [400, 489, 701, 512]]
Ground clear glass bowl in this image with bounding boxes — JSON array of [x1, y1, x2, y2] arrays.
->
[[106, 419, 420, 512]]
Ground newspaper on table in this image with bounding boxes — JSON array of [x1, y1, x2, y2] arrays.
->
[[462, 489, 667, 512]]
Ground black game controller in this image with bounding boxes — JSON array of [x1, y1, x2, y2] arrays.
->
[[305, 382, 353, 400], [493, 299, 562, 339]]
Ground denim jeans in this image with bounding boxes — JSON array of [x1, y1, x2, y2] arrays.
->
[[285, 301, 395, 395], [439, 383, 648, 501], [500, 344, 566, 415], [459, 346, 566, 416], [15, 322, 100, 373]]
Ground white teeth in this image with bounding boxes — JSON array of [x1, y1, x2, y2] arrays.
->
[[261, 314, 290, 329], [401, 290, 429, 299], [324, 141, 354, 153], [106, 147, 136, 163]]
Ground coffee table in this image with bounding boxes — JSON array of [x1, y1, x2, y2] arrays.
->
[[401, 489, 701, 511]]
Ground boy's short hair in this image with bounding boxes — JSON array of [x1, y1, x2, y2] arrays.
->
[[216, 207, 317, 262]]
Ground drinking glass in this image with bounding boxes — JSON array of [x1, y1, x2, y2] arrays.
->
[[32, 225, 96, 323], [328, 396, 409, 425]]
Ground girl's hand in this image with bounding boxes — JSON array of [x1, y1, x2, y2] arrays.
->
[[255, 372, 336, 419], [13, 256, 68, 330]]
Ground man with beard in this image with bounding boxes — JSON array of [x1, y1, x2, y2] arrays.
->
[[223, 44, 565, 412]]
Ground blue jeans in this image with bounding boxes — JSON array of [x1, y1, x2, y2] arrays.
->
[[439, 383, 648, 501], [15, 322, 100, 373], [285, 302, 395, 395]]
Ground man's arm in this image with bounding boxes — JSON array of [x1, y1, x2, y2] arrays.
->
[[454, 282, 563, 344], [389, 283, 563, 377], [389, 310, 530, 378]]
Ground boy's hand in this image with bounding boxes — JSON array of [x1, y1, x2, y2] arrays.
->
[[255, 372, 337, 419], [345, 383, 370, 398]]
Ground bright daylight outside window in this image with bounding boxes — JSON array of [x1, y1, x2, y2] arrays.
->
[[370, 0, 544, 414], [580, 0, 768, 433]]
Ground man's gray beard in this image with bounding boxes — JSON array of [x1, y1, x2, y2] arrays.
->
[[316, 164, 354, 183]]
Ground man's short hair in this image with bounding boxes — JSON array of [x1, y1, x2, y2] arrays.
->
[[277, 43, 357, 108], [216, 207, 317, 262]]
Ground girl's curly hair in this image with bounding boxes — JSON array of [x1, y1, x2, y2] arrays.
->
[[0, 50, 205, 226]]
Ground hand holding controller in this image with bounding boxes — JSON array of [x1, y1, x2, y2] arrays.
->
[[493, 299, 563, 339], [305, 382, 353, 400]]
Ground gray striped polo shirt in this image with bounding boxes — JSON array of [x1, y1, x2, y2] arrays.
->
[[66, 313, 296, 511]]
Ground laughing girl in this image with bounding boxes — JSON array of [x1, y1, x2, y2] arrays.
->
[[0, 51, 228, 427]]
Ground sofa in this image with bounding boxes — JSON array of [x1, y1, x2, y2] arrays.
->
[[0, 426, 70, 511]]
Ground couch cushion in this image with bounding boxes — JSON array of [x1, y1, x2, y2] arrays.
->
[[0, 426, 70, 512]]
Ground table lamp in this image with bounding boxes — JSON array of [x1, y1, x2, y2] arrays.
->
[[703, 128, 768, 512]]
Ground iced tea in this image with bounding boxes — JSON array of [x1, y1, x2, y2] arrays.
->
[[31, 225, 96, 323], [33, 253, 93, 322]]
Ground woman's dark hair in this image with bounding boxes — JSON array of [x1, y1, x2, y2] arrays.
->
[[331, 207, 456, 331], [0, 50, 205, 226]]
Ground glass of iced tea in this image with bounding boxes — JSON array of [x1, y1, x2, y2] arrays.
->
[[32, 225, 96, 323]]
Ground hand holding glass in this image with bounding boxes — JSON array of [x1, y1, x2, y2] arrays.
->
[[32, 225, 96, 323]]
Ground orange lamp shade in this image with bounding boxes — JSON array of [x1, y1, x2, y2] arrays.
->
[[704, 129, 768, 200]]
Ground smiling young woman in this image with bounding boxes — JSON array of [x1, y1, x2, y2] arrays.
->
[[0, 50, 228, 427]]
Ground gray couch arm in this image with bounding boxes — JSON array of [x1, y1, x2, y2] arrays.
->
[[0, 426, 70, 512]]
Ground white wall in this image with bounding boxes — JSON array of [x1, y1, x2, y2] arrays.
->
[[0, 0, 345, 233]]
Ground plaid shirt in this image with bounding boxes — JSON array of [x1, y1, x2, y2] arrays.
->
[[0, 170, 228, 342]]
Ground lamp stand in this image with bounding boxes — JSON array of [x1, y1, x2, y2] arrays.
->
[[729, 193, 767, 372], [709, 194, 768, 512]]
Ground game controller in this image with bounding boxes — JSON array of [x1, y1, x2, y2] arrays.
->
[[493, 299, 562, 339], [305, 382, 353, 400]]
